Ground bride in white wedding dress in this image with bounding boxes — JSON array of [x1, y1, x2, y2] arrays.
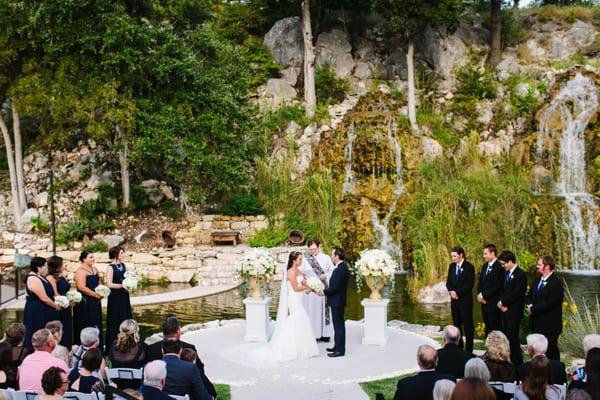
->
[[268, 251, 319, 361]]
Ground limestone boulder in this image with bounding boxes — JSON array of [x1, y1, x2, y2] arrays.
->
[[315, 29, 354, 78], [264, 17, 303, 71], [381, 48, 407, 81], [130, 253, 161, 265], [260, 79, 297, 110], [420, 27, 468, 91], [418, 282, 450, 303], [422, 137, 444, 161]]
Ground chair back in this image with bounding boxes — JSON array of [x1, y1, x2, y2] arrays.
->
[[63, 392, 99, 400], [10, 391, 38, 400], [169, 395, 190, 400], [550, 383, 567, 400], [105, 368, 143, 387], [488, 381, 517, 395]]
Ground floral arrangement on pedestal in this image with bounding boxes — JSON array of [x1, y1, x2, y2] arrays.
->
[[236, 248, 277, 299], [354, 249, 398, 301]]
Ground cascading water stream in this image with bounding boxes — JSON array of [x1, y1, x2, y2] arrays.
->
[[342, 122, 356, 196], [537, 73, 600, 270]]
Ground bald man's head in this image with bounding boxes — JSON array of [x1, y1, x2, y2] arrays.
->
[[443, 325, 460, 345], [417, 345, 438, 370]]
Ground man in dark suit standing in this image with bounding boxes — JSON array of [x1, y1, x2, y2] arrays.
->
[[141, 360, 175, 400], [477, 244, 504, 336], [445, 246, 475, 352], [161, 340, 213, 400], [526, 255, 564, 361], [436, 325, 475, 379], [517, 334, 566, 384], [323, 247, 350, 358], [146, 316, 216, 398], [393, 345, 456, 400], [497, 250, 527, 366]]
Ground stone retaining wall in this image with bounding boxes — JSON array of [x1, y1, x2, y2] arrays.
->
[[175, 214, 269, 246]]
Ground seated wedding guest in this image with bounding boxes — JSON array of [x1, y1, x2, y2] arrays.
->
[[18, 329, 69, 392], [465, 358, 491, 382], [567, 389, 592, 400], [518, 334, 566, 385], [71, 326, 106, 379], [0, 342, 17, 389], [38, 367, 68, 400], [436, 325, 475, 378], [481, 330, 515, 381], [68, 348, 105, 393], [108, 319, 145, 389], [515, 355, 561, 400], [141, 360, 173, 400], [161, 340, 213, 400], [181, 348, 197, 364], [434, 379, 456, 400], [393, 345, 455, 400], [569, 348, 600, 400], [450, 377, 495, 400], [573, 334, 600, 382], [45, 320, 70, 366], [3, 323, 30, 367], [146, 316, 216, 398]]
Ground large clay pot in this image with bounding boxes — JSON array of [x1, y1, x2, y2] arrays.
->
[[248, 277, 263, 299], [365, 275, 386, 301]]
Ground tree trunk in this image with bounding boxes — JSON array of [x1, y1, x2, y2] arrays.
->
[[0, 111, 22, 225], [406, 38, 418, 131], [488, 0, 502, 68], [116, 125, 130, 208], [513, 0, 519, 9], [301, 0, 317, 118], [12, 104, 26, 213]]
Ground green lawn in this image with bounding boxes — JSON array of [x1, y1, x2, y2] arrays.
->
[[359, 373, 411, 400], [216, 384, 231, 400]]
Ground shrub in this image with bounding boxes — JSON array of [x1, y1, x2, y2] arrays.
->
[[131, 185, 153, 210], [30, 216, 50, 234], [261, 105, 309, 133], [560, 285, 600, 358], [56, 220, 86, 244], [82, 240, 109, 253], [248, 226, 288, 247], [452, 64, 496, 120], [315, 65, 349, 106], [220, 193, 263, 216], [240, 38, 281, 88]]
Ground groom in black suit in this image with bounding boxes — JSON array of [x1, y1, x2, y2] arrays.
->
[[323, 247, 350, 358]]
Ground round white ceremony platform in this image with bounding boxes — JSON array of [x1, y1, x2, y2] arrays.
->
[[183, 320, 439, 400]]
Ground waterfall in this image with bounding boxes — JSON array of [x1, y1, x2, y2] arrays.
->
[[537, 73, 600, 270], [369, 119, 405, 269], [342, 122, 356, 196]]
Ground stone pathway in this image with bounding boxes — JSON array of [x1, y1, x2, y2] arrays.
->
[[1, 283, 238, 310], [183, 320, 440, 400]]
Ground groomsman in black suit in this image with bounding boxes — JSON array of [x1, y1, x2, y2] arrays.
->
[[526, 255, 564, 361], [497, 250, 527, 366], [477, 244, 504, 336], [324, 247, 350, 358], [445, 246, 475, 352]]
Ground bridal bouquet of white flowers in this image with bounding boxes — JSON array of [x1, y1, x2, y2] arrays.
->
[[94, 285, 111, 297], [122, 271, 139, 292], [54, 295, 70, 309], [66, 289, 83, 304], [237, 248, 277, 281], [306, 277, 324, 292], [354, 249, 398, 293]]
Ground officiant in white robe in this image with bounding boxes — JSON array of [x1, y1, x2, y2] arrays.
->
[[300, 239, 335, 340]]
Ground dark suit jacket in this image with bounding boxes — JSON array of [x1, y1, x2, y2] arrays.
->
[[146, 339, 216, 397], [324, 261, 350, 308], [477, 260, 504, 307], [435, 343, 475, 378], [393, 370, 456, 400], [141, 385, 174, 400], [526, 273, 564, 335], [162, 355, 212, 400], [517, 358, 566, 384], [445, 260, 475, 304], [499, 266, 527, 320]]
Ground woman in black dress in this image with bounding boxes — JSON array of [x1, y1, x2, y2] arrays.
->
[[46, 255, 74, 349], [0, 341, 17, 389], [23, 257, 61, 349], [73, 251, 105, 349], [67, 348, 105, 393], [108, 319, 145, 389], [105, 246, 132, 349]]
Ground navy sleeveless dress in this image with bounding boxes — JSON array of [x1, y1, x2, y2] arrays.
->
[[57, 276, 74, 348], [73, 273, 103, 349], [105, 263, 132, 350], [23, 274, 59, 349]]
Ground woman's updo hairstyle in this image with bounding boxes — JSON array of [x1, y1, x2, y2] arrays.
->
[[287, 251, 302, 270]]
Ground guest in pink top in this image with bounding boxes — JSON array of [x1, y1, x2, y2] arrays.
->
[[19, 329, 69, 392]]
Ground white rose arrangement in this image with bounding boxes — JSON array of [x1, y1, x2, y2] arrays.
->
[[66, 289, 83, 304], [94, 285, 111, 298], [353, 249, 398, 291], [122, 271, 139, 292], [306, 277, 325, 292], [54, 295, 70, 309], [236, 248, 277, 281]]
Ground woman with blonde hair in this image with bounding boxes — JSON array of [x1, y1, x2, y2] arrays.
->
[[108, 319, 145, 390], [481, 330, 515, 382]]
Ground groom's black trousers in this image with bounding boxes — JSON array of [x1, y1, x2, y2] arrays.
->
[[331, 306, 345, 354]]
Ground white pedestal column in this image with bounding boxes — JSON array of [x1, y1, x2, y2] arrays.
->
[[361, 298, 389, 345], [243, 296, 272, 343]]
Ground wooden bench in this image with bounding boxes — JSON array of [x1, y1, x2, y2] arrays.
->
[[211, 231, 241, 246]]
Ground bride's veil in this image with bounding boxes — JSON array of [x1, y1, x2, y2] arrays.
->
[[269, 265, 288, 344]]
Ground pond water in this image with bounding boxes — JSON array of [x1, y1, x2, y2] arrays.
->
[[1, 272, 598, 340]]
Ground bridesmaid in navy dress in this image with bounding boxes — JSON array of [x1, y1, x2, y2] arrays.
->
[[46, 255, 74, 348], [73, 251, 105, 349], [105, 246, 132, 350], [23, 257, 61, 349]]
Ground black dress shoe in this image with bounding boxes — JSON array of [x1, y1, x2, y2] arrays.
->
[[326, 347, 336, 352], [328, 351, 344, 358], [320, 337, 330, 342]]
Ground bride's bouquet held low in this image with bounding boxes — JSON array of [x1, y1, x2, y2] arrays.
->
[[236, 248, 277, 299], [305, 276, 325, 293], [354, 249, 398, 301]]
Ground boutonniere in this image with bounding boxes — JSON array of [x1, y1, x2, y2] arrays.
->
[[510, 275, 514, 280]]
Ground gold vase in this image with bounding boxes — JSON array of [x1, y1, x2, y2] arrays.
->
[[365, 275, 386, 301], [248, 277, 263, 299]]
